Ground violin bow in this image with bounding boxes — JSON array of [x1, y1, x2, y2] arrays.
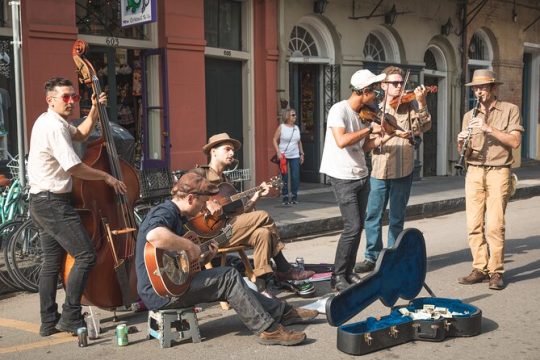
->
[[396, 69, 415, 145]]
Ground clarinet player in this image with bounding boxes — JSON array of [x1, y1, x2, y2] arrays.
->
[[456, 70, 523, 290]]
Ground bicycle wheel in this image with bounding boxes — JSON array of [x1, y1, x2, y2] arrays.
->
[[0, 218, 25, 290], [5, 219, 41, 292]]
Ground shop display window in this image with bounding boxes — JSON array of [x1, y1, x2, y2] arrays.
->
[[78, 47, 143, 165]]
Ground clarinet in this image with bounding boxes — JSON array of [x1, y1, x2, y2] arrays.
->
[[455, 97, 481, 171]]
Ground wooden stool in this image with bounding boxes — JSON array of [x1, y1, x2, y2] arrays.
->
[[205, 245, 255, 310], [147, 308, 201, 348]]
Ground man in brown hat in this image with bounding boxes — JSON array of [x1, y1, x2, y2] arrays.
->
[[456, 69, 523, 290], [192, 133, 314, 295], [135, 172, 318, 346]]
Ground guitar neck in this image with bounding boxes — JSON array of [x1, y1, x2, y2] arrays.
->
[[199, 231, 230, 253], [229, 186, 262, 202]]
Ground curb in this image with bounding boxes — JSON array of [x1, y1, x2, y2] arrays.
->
[[276, 185, 540, 240]]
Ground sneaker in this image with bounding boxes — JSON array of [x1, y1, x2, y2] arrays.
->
[[55, 318, 86, 336], [275, 268, 315, 282], [354, 260, 375, 273], [257, 324, 306, 346], [279, 280, 316, 297], [488, 273, 504, 290], [281, 307, 319, 326], [291, 199, 298, 204], [458, 269, 488, 285], [282, 199, 289, 205]]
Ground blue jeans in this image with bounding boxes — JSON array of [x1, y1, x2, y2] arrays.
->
[[30, 195, 97, 325], [329, 176, 370, 276], [364, 174, 413, 263], [282, 157, 300, 201]]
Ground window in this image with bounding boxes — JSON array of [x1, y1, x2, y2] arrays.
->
[[204, 0, 242, 51], [424, 49, 437, 71], [468, 33, 487, 60], [76, 0, 149, 40], [288, 26, 318, 58], [363, 34, 386, 62]]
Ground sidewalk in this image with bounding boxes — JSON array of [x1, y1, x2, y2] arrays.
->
[[257, 164, 540, 239]]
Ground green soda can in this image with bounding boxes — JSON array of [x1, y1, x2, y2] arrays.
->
[[116, 324, 128, 346]]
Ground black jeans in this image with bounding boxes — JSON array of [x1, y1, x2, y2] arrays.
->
[[30, 194, 96, 325], [165, 266, 286, 334], [329, 176, 370, 276]]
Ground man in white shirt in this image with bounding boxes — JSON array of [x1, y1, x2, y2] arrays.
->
[[320, 69, 385, 291], [28, 77, 126, 336]]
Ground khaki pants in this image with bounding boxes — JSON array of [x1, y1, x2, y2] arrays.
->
[[227, 210, 285, 277], [465, 165, 512, 274]]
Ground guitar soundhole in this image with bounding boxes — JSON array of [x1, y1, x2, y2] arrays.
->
[[163, 251, 190, 285]]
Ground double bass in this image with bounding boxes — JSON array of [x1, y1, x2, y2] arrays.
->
[[62, 40, 140, 309]]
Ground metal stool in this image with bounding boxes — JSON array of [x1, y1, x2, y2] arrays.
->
[[205, 245, 255, 310], [147, 308, 201, 348]]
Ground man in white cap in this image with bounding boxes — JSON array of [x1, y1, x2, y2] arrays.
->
[[456, 69, 523, 290], [319, 69, 385, 291]]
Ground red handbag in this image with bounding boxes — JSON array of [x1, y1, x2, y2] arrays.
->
[[279, 153, 287, 175]]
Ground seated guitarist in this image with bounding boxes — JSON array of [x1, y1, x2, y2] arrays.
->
[[135, 172, 318, 345], [191, 133, 314, 295]]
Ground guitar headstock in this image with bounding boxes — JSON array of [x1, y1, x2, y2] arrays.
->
[[268, 176, 283, 189]]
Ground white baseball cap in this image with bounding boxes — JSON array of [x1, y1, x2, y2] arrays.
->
[[350, 69, 386, 91]]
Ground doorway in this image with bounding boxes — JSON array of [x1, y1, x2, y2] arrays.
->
[[205, 58, 244, 166], [289, 63, 320, 183], [521, 53, 531, 160], [423, 76, 439, 176]]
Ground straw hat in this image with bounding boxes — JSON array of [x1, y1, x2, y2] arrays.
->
[[465, 69, 503, 87], [202, 133, 241, 154]]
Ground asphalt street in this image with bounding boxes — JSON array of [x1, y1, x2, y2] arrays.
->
[[0, 196, 539, 360]]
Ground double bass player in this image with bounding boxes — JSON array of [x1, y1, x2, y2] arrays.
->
[[28, 77, 126, 336]]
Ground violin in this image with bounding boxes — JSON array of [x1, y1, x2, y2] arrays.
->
[[389, 85, 438, 109], [359, 106, 414, 145]]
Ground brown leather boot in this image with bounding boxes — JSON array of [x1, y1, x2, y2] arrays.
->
[[281, 307, 319, 326], [257, 324, 306, 346], [489, 273, 504, 290], [458, 269, 488, 285]]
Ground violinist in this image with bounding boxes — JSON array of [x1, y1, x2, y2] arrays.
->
[[355, 66, 431, 274], [190, 133, 314, 297], [319, 69, 385, 292], [28, 77, 127, 336]]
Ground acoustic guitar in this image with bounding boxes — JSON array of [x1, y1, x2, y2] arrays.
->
[[186, 176, 282, 237], [144, 224, 233, 297]]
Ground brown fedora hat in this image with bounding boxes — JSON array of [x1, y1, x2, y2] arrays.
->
[[465, 69, 503, 86], [202, 133, 241, 154]]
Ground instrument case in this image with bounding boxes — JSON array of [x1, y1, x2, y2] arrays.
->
[[326, 228, 482, 356]]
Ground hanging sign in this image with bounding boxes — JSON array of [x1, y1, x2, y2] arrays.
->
[[120, 0, 157, 27]]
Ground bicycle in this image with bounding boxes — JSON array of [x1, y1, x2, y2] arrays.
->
[[4, 218, 40, 292]]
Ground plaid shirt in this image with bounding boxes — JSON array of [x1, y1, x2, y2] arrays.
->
[[369, 102, 431, 179]]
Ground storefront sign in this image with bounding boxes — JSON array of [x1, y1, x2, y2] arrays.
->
[[120, 0, 157, 27]]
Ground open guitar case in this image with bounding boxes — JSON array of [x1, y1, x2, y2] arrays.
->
[[326, 228, 482, 356]]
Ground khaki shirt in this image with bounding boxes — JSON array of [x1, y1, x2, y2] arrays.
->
[[462, 100, 523, 166], [370, 103, 431, 179]]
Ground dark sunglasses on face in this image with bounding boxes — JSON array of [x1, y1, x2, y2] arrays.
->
[[385, 81, 404, 87], [53, 94, 81, 103]]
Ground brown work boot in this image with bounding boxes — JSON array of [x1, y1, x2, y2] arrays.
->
[[489, 273, 505, 290], [257, 324, 306, 346], [458, 269, 488, 285], [275, 268, 315, 282], [281, 307, 319, 326]]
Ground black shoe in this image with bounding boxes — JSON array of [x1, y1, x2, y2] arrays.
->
[[330, 274, 351, 292], [347, 273, 363, 284], [40, 312, 61, 337], [354, 260, 375, 273], [55, 318, 86, 336]]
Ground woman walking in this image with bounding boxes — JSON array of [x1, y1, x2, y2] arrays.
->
[[273, 108, 304, 205]]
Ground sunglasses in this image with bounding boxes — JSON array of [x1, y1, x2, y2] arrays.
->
[[384, 81, 404, 87], [53, 94, 81, 103]]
